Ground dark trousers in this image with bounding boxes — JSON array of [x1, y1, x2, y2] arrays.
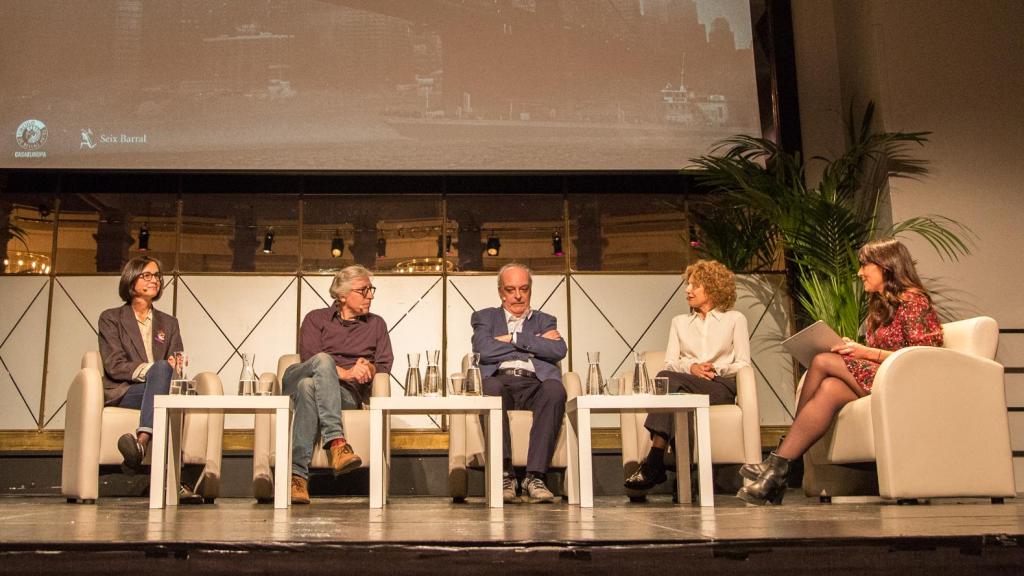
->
[[117, 360, 174, 435], [643, 370, 736, 441], [483, 373, 566, 475]]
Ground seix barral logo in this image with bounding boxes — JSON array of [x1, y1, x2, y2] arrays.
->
[[79, 127, 149, 149], [14, 119, 48, 158]]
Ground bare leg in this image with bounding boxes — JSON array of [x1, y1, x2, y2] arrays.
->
[[651, 435, 668, 450], [777, 378, 861, 460], [138, 431, 152, 448]]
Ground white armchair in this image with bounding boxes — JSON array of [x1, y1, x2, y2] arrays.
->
[[61, 351, 224, 503], [251, 354, 390, 501], [447, 354, 581, 501], [619, 350, 761, 498], [800, 316, 1016, 502]]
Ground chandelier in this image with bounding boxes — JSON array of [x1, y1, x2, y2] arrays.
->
[[394, 257, 455, 274], [3, 251, 51, 274]]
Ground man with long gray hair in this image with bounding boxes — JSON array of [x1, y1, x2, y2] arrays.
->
[[283, 265, 393, 504], [471, 263, 567, 503]]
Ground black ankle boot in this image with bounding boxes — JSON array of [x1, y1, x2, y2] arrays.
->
[[738, 435, 786, 482], [736, 452, 790, 505]]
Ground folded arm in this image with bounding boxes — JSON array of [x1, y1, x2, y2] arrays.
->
[[512, 315, 567, 363], [471, 311, 522, 364]]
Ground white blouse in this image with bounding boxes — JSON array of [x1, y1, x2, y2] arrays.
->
[[663, 309, 751, 377]]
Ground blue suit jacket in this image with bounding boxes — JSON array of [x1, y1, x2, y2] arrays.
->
[[471, 307, 567, 383]]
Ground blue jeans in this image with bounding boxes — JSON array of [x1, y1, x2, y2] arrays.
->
[[282, 352, 359, 479], [117, 360, 174, 436]]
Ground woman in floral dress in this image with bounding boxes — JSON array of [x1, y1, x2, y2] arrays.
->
[[737, 238, 944, 505]]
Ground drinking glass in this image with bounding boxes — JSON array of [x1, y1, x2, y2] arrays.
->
[[653, 376, 670, 395], [449, 374, 466, 396], [257, 377, 274, 396]]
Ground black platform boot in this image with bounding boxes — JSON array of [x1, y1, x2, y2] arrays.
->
[[738, 435, 785, 482], [736, 452, 790, 505]]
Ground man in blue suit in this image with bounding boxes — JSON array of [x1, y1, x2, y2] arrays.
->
[[471, 263, 567, 503]]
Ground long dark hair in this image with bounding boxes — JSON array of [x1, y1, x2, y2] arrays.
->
[[859, 238, 930, 332], [118, 256, 165, 303]]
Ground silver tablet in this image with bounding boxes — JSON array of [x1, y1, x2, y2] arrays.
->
[[782, 320, 845, 368]]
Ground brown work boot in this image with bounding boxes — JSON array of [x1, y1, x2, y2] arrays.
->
[[290, 474, 310, 505], [327, 439, 362, 477]]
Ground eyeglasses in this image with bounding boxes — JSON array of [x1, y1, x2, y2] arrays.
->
[[138, 272, 163, 283], [351, 285, 376, 297]]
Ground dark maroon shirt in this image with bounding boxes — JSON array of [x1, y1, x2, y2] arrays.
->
[[298, 305, 394, 405]]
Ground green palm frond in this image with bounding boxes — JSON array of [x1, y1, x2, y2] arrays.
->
[[795, 269, 865, 340], [685, 100, 972, 334], [885, 215, 973, 261]]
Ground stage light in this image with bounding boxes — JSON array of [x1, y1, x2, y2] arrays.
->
[[331, 234, 345, 258], [377, 236, 387, 257], [138, 223, 150, 252], [552, 231, 564, 256], [486, 234, 501, 257], [262, 228, 275, 254]]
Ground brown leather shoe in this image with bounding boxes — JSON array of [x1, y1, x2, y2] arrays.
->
[[328, 441, 362, 477], [290, 475, 310, 505]]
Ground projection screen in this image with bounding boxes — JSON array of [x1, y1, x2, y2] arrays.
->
[[0, 0, 761, 171]]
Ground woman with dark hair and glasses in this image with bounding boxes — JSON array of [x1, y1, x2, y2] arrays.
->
[[97, 256, 199, 501], [737, 238, 943, 505]]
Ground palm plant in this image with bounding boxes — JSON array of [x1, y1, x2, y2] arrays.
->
[[686, 102, 971, 337]]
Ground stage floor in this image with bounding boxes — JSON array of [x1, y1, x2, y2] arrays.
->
[[2, 491, 1021, 544]]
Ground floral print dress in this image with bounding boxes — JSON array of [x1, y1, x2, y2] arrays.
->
[[844, 291, 943, 393]]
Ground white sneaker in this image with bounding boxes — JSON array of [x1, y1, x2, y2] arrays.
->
[[521, 475, 556, 503], [503, 474, 519, 503]]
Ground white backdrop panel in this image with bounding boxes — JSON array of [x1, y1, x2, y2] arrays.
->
[[302, 274, 444, 428], [43, 276, 135, 429], [570, 275, 687, 427], [176, 276, 297, 429], [0, 277, 50, 429], [735, 275, 795, 425]]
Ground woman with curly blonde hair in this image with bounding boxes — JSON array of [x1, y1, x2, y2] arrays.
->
[[625, 259, 751, 491]]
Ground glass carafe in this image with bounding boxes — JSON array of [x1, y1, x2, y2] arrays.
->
[[586, 351, 605, 395], [238, 352, 257, 396], [170, 351, 190, 395], [464, 353, 483, 396], [404, 352, 422, 397], [632, 351, 651, 395], [423, 349, 441, 396]]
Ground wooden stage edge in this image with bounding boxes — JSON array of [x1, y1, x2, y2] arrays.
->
[[0, 427, 791, 453], [0, 494, 1022, 575]]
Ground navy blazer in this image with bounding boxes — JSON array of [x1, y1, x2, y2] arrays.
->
[[471, 307, 567, 383], [98, 304, 183, 406]]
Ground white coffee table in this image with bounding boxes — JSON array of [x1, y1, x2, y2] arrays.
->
[[369, 395, 503, 508], [150, 395, 293, 509], [565, 393, 713, 507]]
